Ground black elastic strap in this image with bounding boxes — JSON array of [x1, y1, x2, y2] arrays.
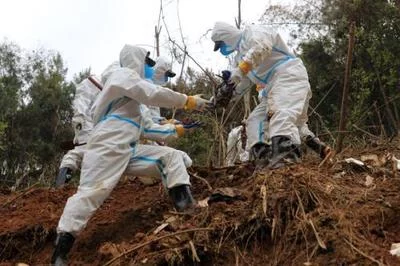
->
[[213, 40, 224, 51], [165, 70, 176, 78], [145, 52, 156, 67]]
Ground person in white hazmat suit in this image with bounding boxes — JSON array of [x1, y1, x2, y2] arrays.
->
[[144, 55, 177, 123], [51, 44, 210, 265], [211, 21, 330, 168], [127, 56, 196, 181], [139, 55, 181, 144], [56, 59, 194, 188], [226, 121, 249, 166], [55, 75, 102, 187]]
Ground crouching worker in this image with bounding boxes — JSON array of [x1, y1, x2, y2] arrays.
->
[[55, 75, 102, 187], [226, 121, 249, 166], [51, 44, 211, 265]]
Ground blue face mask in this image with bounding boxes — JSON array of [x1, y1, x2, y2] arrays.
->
[[144, 64, 154, 80], [219, 43, 235, 56]]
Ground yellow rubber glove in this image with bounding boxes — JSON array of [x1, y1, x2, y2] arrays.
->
[[238, 61, 252, 74], [160, 119, 180, 125], [184, 94, 211, 111], [176, 125, 185, 137]]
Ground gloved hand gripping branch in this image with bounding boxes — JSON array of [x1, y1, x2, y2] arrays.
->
[[175, 120, 204, 137], [212, 70, 236, 109], [72, 115, 85, 144]]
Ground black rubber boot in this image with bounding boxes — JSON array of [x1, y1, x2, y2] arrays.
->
[[268, 136, 301, 169], [250, 143, 271, 165], [55, 167, 72, 188], [168, 185, 195, 212], [305, 136, 331, 159], [51, 232, 75, 266]]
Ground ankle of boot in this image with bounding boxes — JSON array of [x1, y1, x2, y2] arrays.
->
[[168, 185, 195, 212], [320, 146, 331, 159], [51, 232, 75, 264]]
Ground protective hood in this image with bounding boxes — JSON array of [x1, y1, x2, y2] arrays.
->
[[211, 22, 242, 49], [119, 44, 148, 78], [153, 56, 175, 85], [101, 61, 121, 85]]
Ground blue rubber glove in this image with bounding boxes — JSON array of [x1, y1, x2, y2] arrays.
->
[[183, 121, 203, 130], [221, 70, 231, 83]]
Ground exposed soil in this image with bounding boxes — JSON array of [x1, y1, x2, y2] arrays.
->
[[1, 145, 400, 266]]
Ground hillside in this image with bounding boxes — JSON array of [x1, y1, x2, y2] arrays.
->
[[1, 145, 400, 265]]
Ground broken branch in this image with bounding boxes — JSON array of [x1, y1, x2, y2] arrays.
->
[[103, 227, 214, 266]]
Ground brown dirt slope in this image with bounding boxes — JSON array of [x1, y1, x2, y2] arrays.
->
[[1, 147, 400, 265]]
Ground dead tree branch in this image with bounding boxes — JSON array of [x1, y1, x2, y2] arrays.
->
[[337, 21, 356, 152], [103, 228, 214, 266]]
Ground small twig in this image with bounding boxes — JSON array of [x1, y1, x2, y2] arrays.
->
[[344, 239, 385, 266], [188, 171, 213, 191], [308, 106, 336, 145], [318, 150, 334, 168], [160, 0, 217, 86], [222, 86, 252, 126], [334, 144, 351, 158], [352, 124, 380, 139], [133, 247, 183, 265], [391, 155, 398, 179], [373, 101, 387, 138], [103, 228, 214, 266], [167, 210, 191, 216], [308, 81, 338, 117], [189, 240, 201, 262], [235, 245, 240, 266], [294, 189, 326, 251], [308, 219, 326, 249], [1, 183, 39, 208]]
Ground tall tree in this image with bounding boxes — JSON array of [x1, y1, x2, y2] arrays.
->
[[0, 43, 75, 187]]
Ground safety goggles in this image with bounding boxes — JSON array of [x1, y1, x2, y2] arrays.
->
[[145, 52, 156, 67], [165, 70, 176, 78], [213, 40, 225, 51]]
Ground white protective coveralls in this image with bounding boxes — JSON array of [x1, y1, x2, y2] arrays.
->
[[61, 60, 192, 185], [125, 103, 193, 183], [59, 61, 123, 172], [211, 22, 315, 146], [59, 76, 102, 171], [129, 55, 192, 183], [226, 125, 249, 166], [57, 45, 199, 235]]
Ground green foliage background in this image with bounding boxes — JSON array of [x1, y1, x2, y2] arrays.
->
[[0, 41, 75, 187]]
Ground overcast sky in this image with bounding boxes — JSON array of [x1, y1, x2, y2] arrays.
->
[[0, 0, 293, 80]]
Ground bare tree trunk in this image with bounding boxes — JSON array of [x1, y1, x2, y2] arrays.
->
[[337, 22, 356, 152]]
